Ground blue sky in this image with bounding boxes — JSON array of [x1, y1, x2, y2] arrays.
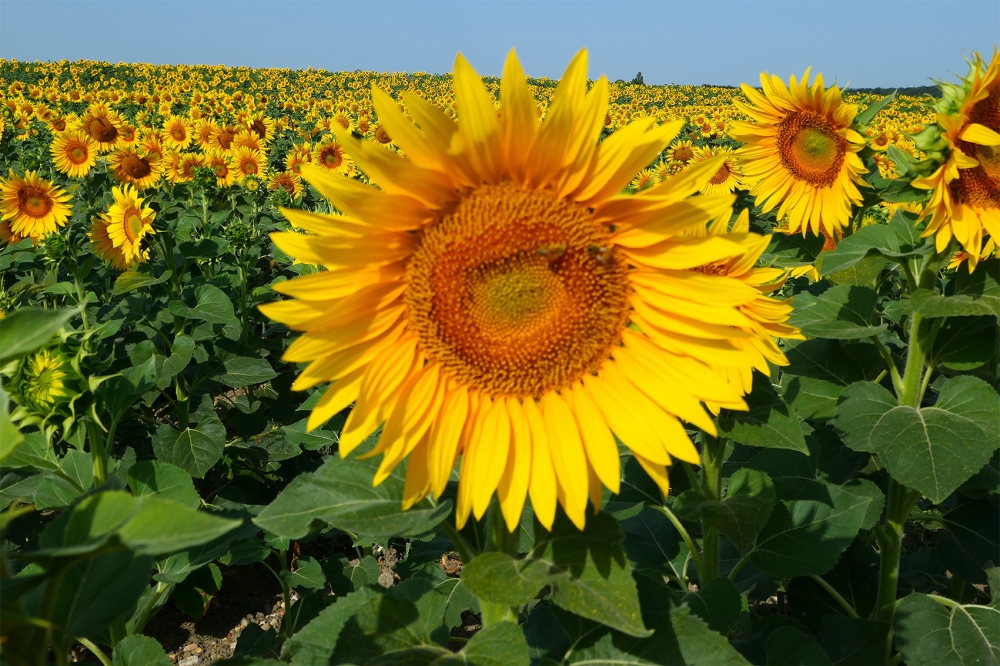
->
[[1, 1, 996, 87]]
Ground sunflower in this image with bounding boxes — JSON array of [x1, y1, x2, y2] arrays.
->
[[732, 69, 868, 237], [107, 146, 163, 190], [246, 112, 276, 144], [80, 102, 121, 152], [232, 129, 266, 154], [210, 123, 238, 151], [195, 120, 217, 150], [13, 349, 70, 413], [260, 50, 798, 532], [232, 146, 265, 182], [140, 131, 167, 160], [629, 168, 655, 191], [89, 185, 155, 269], [372, 124, 397, 150], [207, 149, 237, 187], [313, 138, 354, 175], [267, 170, 303, 198], [0, 170, 72, 239], [913, 51, 1000, 270], [668, 139, 695, 164], [163, 115, 193, 150], [691, 145, 743, 195], [173, 152, 205, 184], [0, 219, 31, 246], [332, 112, 355, 135], [50, 129, 98, 178]]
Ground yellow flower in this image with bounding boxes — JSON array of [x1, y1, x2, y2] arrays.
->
[[913, 51, 1000, 271], [691, 145, 743, 195], [107, 147, 163, 190], [79, 102, 121, 153], [0, 170, 72, 239], [50, 129, 98, 178], [268, 170, 303, 198], [163, 115, 193, 150], [207, 149, 237, 187], [17, 349, 70, 411], [232, 146, 266, 182], [312, 139, 354, 175], [732, 69, 868, 237], [260, 50, 796, 532], [89, 185, 155, 269]]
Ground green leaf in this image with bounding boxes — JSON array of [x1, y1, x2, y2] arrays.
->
[[433, 622, 531, 666], [751, 481, 873, 578], [36, 490, 138, 557], [233, 623, 278, 658], [764, 626, 832, 665], [818, 616, 890, 666], [127, 460, 201, 510], [281, 587, 376, 664], [112, 635, 171, 666], [620, 505, 681, 572], [217, 356, 278, 388], [935, 498, 1000, 585], [160, 335, 195, 382], [168, 284, 235, 324], [152, 412, 226, 478], [788, 285, 887, 339], [718, 380, 808, 453], [826, 256, 887, 288], [49, 549, 154, 643], [118, 497, 241, 555], [672, 605, 752, 665], [2, 430, 59, 471], [817, 210, 924, 276], [855, 91, 896, 127], [34, 449, 95, 509], [911, 289, 997, 318], [254, 454, 452, 539], [835, 377, 1000, 503], [938, 257, 1000, 319], [894, 593, 1000, 665], [0, 386, 22, 463], [930, 315, 998, 371], [528, 510, 651, 638], [173, 562, 223, 618], [112, 267, 170, 296], [179, 237, 230, 259], [780, 339, 885, 420], [787, 539, 879, 630], [696, 468, 775, 555], [683, 577, 742, 635], [0, 306, 79, 362], [280, 556, 327, 590], [462, 551, 549, 607]]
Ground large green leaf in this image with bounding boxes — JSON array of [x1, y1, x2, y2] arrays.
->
[[835, 377, 1000, 503], [788, 285, 887, 339], [935, 498, 1000, 585], [2, 430, 59, 471], [112, 635, 171, 666], [817, 211, 926, 276], [764, 626, 832, 665], [461, 551, 549, 607], [151, 412, 226, 478], [787, 539, 880, 631], [117, 496, 241, 555], [718, 381, 808, 453], [751, 481, 873, 578], [894, 593, 1000, 665], [112, 266, 170, 297], [281, 587, 376, 664], [33, 449, 95, 509], [433, 622, 530, 666], [671, 605, 752, 665], [127, 460, 201, 510], [818, 616, 890, 666], [0, 386, 22, 463], [913, 257, 1000, 319], [529, 511, 651, 638], [0, 306, 79, 362], [682, 577, 742, 635], [674, 468, 775, 555], [929, 315, 998, 371], [168, 284, 235, 324], [620, 505, 682, 573], [216, 356, 278, 388], [254, 454, 452, 539], [779, 339, 884, 420]]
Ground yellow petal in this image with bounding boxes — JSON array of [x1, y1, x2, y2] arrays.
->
[[523, 398, 557, 530]]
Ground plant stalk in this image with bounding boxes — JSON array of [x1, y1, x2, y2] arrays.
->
[[699, 435, 725, 585]]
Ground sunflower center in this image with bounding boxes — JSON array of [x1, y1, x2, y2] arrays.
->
[[89, 117, 118, 143], [321, 147, 343, 168], [18, 186, 54, 218], [124, 209, 145, 244], [217, 130, 234, 149], [171, 127, 186, 140], [777, 111, 847, 186], [374, 126, 392, 144], [406, 181, 631, 398], [252, 119, 267, 138], [241, 158, 259, 174], [673, 145, 694, 163], [953, 87, 1000, 210], [710, 162, 732, 185], [68, 146, 88, 164], [121, 154, 152, 179]]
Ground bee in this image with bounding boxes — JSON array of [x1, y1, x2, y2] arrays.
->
[[588, 244, 613, 267], [537, 243, 567, 268]]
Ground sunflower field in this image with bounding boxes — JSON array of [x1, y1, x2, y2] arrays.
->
[[0, 49, 998, 666]]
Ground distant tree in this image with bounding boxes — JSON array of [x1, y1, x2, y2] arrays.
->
[[630, 71, 644, 85]]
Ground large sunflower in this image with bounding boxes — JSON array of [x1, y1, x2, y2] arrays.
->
[[261, 51, 797, 531], [79, 102, 122, 153], [313, 138, 354, 175], [690, 145, 744, 195], [163, 115, 193, 150], [232, 146, 266, 182], [732, 69, 868, 237], [107, 147, 163, 190], [913, 51, 1000, 270], [0, 170, 72, 239], [89, 185, 155, 269], [50, 129, 98, 178]]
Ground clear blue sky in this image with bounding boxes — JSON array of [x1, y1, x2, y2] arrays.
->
[[1, 1, 996, 87]]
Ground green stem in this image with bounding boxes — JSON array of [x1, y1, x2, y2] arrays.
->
[[479, 500, 520, 626], [86, 419, 107, 486], [947, 575, 966, 603], [872, 336, 903, 395], [809, 574, 859, 618], [699, 436, 725, 585], [650, 503, 704, 576], [128, 581, 170, 635], [77, 637, 112, 666], [874, 479, 921, 661]]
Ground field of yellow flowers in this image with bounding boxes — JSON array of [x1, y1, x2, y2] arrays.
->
[[0, 51, 997, 666]]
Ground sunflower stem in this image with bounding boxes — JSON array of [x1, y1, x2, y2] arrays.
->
[[698, 435, 725, 585], [479, 500, 520, 626]]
